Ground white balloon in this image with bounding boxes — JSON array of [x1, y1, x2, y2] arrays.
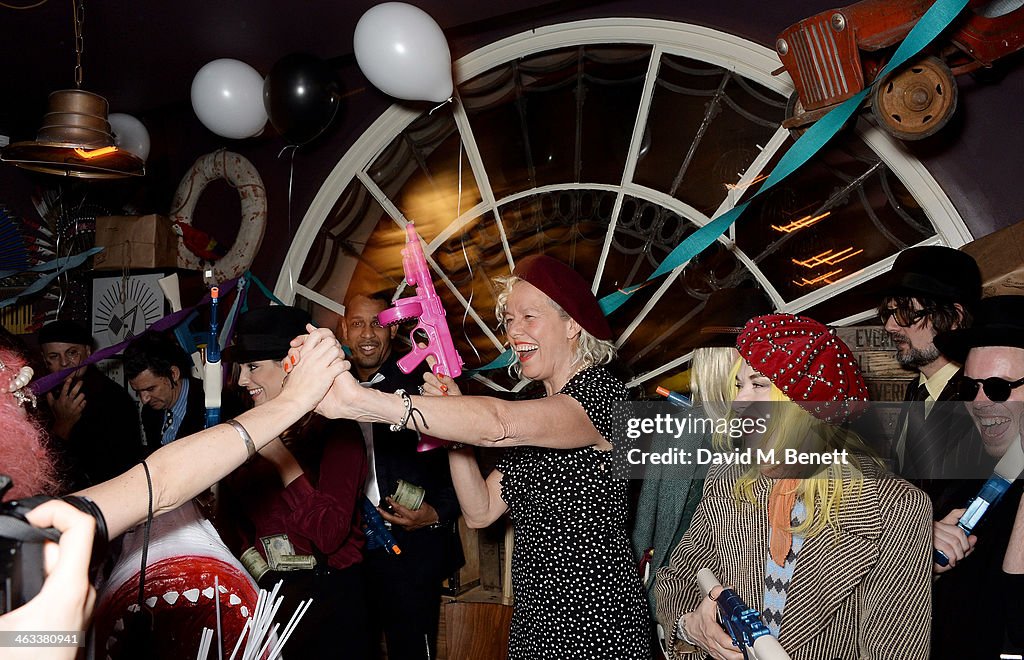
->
[[190, 59, 268, 139], [354, 3, 453, 103], [108, 113, 151, 161]]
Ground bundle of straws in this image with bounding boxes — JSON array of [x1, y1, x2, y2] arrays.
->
[[195, 578, 312, 660]]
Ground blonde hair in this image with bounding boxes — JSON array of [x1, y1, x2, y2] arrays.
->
[[721, 358, 877, 538], [494, 275, 616, 380], [690, 346, 737, 421]]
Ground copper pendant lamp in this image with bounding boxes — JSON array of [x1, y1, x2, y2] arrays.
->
[[0, 0, 144, 178]]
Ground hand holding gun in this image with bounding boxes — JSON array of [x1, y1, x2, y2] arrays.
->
[[376, 222, 464, 380], [361, 497, 401, 555], [934, 438, 1024, 567], [696, 568, 790, 660]]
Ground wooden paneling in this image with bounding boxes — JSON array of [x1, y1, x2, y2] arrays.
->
[[835, 326, 913, 402], [444, 601, 513, 660]]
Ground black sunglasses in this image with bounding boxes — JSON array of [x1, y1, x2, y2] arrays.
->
[[957, 375, 1024, 402], [878, 307, 931, 328]]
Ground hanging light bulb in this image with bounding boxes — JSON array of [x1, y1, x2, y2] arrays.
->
[[0, 0, 144, 178]]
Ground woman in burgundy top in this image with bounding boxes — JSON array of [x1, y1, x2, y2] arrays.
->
[[221, 305, 370, 658]]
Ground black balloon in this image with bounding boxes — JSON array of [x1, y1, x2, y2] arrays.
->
[[263, 53, 341, 146]]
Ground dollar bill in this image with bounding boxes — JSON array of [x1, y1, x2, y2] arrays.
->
[[240, 546, 271, 581], [261, 534, 316, 571], [392, 479, 425, 511]]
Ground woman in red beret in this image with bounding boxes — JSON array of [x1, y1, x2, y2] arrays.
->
[[311, 255, 651, 659], [654, 314, 932, 660]]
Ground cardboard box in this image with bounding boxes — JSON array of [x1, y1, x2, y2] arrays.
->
[[961, 219, 1024, 297], [94, 215, 178, 270]]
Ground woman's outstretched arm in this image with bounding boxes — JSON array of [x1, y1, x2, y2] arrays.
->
[[79, 327, 347, 539]]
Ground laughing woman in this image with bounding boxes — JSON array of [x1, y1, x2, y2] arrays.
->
[[221, 305, 370, 659], [310, 255, 650, 660]]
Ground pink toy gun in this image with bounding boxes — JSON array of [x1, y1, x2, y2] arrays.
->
[[377, 223, 464, 452], [378, 222, 464, 380]]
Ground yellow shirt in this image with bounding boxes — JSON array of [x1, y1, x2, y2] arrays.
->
[[895, 361, 960, 468]]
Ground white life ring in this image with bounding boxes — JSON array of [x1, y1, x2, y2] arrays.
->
[[170, 149, 267, 282]]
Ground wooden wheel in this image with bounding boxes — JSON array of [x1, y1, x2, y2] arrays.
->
[[872, 56, 958, 140]]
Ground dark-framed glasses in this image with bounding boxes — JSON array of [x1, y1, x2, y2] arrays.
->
[[878, 307, 931, 328], [957, 375, 1024, 402]]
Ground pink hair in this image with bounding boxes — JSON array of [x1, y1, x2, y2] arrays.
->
[[0, 348, 61, 501]]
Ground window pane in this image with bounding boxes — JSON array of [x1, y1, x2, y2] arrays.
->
[[598, 197, 768, 379], [461, 45, 652, 198], [298, 28, 961, 395], [299, 178, 391, 301], [498, 189, 615, 268], [634, 53, 787, 215], [367, 107, 482, 244], [735, 139, 935, 301]]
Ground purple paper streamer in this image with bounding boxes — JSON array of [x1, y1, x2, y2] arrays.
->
[[32, 277, 239, 395]]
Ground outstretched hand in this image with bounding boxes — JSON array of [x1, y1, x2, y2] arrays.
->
[[286, 325, 368, 420], [279, 325, 350, 413]]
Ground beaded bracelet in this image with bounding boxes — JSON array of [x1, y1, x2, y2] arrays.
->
[[677, 613, 699, 647], [226, 419, 256, 459], [390, 389, 414, 432]]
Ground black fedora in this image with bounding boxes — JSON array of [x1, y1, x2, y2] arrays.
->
[[38, 319, 93, 347], [694, 286, 773, 349], [223, 305, 312, 363], [878, 245, 980, 306], [934, 295, 1024, 364]]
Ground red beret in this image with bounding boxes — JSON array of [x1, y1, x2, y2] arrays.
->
[[514, 255, 613, 341], [736, 313, 868, 425]]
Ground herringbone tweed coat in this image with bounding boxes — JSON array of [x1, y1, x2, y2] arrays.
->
[[655, 462, 932, 659]]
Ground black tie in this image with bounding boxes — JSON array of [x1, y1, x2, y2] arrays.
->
[[161, 410, 174, 438], [904, 382, 933, 478]]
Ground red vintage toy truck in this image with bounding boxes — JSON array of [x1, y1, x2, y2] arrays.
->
[[776, 0, 1024, 139]]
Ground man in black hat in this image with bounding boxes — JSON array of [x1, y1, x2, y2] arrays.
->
[[339, 292, 462, 660], [37, 319, 143, 489], [124, 331, 207, 449], [877, 245, 984, 492], [928, 295, 1024, 659]]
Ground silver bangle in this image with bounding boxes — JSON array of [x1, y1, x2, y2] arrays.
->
[[390, 389, 413, 432], [227, 419, 256, 459]]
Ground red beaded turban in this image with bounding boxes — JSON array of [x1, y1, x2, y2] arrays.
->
[[736, 313, 869, 424]]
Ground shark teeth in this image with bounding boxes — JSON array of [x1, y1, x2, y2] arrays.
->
[[105, 580, 254, 656]]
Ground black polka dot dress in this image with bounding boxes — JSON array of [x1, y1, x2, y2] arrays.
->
[[497, 366, 651, 660]]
